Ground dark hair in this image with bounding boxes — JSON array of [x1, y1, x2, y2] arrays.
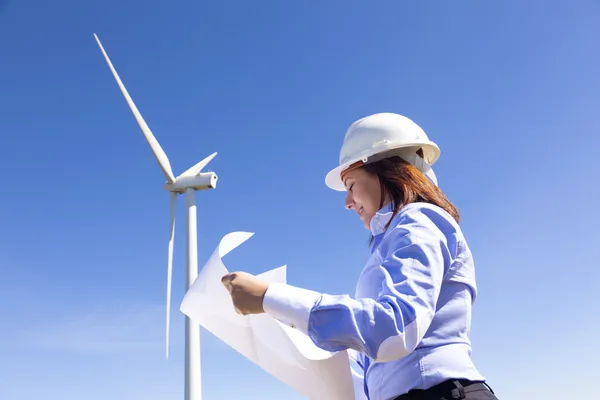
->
[[362, 153, 459, 244]]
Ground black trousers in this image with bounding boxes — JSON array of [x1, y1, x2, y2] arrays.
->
[[393, 379, 498, 400]]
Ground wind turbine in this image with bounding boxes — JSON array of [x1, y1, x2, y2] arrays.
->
[[93, 33, 216, 400]]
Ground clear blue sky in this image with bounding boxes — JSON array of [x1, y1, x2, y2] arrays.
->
[[1, 1, 598, 399]]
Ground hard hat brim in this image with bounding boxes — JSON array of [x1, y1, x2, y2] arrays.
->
[[324, 142, 441, 191], [325, 162, 356, 191]]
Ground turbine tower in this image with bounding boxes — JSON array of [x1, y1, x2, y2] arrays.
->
[[94, 33, 215, 400]]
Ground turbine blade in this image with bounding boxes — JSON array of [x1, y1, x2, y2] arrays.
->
[[166, 192, 176, 359], [93, 33, 176, 184], [179, 152, 218, 178]]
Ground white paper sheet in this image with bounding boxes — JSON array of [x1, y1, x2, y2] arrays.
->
[[180, 231, 356, 400]]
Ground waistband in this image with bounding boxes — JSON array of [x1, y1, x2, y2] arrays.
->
[[393, 379, 494, 400]]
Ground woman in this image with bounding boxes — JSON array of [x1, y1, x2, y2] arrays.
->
[[221, 113, 498, 400]]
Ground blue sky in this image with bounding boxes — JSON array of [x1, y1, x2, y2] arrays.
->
[[1, 0, 599, 399]]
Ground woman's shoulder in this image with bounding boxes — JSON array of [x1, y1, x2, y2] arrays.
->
[[379, 202, 476, 289], [379, 201, 467, 260], [393, 201, 462, 234]]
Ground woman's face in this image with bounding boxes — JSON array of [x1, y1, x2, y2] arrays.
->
[[343, 167, 389, 230]]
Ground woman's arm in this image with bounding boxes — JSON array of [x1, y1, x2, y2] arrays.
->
[[263, 204, 457, 362]]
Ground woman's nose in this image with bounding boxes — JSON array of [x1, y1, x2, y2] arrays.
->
[[345, 192, 354, 210]]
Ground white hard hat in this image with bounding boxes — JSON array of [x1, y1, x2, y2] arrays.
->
[[325, 113, 441, 191]]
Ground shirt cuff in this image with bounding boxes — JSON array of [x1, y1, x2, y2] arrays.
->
[[262, 282, 321, 335]]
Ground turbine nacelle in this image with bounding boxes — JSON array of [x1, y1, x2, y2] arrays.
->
[[166, 171, 218, 193], [165, 151, 219, 193]]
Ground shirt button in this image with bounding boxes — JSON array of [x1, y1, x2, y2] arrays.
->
[[290, 323, 296, 329]]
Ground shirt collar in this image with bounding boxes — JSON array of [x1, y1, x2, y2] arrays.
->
[[369, 201, 395, 236]]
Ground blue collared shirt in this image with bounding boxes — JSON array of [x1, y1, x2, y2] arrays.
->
[[263, 202, 485, 400]]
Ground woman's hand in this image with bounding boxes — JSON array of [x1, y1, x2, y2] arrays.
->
[[221, 271, 269, 315]]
